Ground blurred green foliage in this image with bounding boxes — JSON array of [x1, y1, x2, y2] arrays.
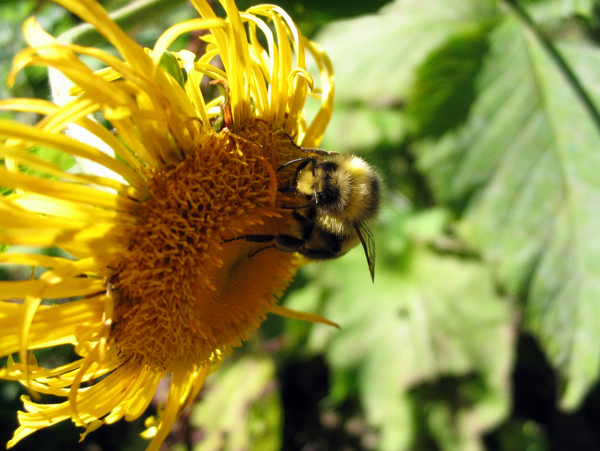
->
[[2, 0, 600, 450]]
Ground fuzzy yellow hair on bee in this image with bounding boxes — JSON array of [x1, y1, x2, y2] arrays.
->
[[227, 147, 381, 281]]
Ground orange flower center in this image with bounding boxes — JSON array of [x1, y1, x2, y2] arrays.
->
[[111, 120, 302, 372]]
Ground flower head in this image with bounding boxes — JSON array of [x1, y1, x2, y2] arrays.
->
[[0, 0, 334, 448]]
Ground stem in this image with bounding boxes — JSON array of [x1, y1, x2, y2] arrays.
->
[[58, 0, 190, 46], [504, 0, 600, 132]]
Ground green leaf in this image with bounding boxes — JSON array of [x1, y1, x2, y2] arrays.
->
[[524, 0, 596, 21], [57, 0, 189, 46], [236, 0, 392, 33], [29, 146, 76, 175], [414, 10, 600, 409], [159, 50, 187, 90], [407, 31, 489, 138], [319, 104, 407, 152], [314, 0, 498, 105], [191, 356, 282, 451], [492, 418, 550, 451], [287, 207, 514, 450]]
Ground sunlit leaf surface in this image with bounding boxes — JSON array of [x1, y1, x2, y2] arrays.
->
[[288, 208, 515, 450], [415, 11, 600, 408], [3, 0, 600, 449], [191, 357, 282, 451]]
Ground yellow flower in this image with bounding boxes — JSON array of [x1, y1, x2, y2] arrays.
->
[[0, 0, 335, 448]]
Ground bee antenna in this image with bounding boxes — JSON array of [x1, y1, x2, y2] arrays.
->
[[276, 158, 312, 173]]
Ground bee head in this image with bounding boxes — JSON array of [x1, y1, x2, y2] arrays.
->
[[296, 161, 342, 207]]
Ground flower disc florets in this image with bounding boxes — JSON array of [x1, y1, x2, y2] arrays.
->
[[0, 0, 335, 448], [112, 120, 302, 372]]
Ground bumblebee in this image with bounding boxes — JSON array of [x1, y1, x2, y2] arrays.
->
[[228, 148, 381, 281]]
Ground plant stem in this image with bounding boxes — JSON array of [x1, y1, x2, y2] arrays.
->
[[504, 0, 600, 132]]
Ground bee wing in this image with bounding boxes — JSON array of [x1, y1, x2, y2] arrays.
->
[[355, 223, 376, 282]]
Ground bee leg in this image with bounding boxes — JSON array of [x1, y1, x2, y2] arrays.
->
[[223, 234, 277, 244], [292, 209, 312, 223], [248, 245, 277, 258], [320, 230, 342, 253], [223, 233, 305, 257], [223, 234, 278, 259], [224, 233, 307, 248], [297, 248, 343, 261], [291, 210, 316, 241], [280, 203, 313, 210], [272, 235, 305, 253]]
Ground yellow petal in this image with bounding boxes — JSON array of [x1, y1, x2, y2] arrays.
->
[[270, 305, 341, 328]]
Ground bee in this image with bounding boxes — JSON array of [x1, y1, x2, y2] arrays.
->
[[227, 148, 381, 281]]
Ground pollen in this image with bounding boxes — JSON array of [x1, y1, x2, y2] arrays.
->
[[111, 120, 302, 372]]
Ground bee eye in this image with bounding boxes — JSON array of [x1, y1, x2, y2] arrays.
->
[[320, 162, 338, 172]]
